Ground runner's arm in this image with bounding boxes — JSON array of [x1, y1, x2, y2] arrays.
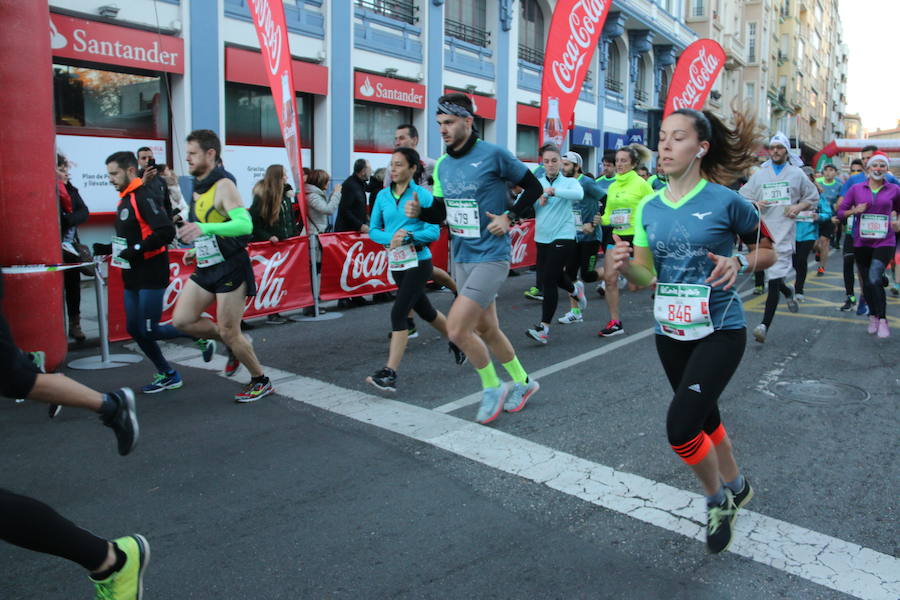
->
[[508, 170, 544, 218], [134, 195, 176, 252], [197, 179, 252, 237]]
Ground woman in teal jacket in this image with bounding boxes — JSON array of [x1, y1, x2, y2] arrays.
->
[[365, 147, 464, 393]]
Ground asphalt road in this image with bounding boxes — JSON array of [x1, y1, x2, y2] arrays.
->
[[1, 265, 897, 599]]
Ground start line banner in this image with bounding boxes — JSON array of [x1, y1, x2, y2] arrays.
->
[[107, 238, 313, 342]]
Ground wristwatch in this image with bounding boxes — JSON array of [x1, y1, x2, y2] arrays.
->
[[734, 253, 749, 274]]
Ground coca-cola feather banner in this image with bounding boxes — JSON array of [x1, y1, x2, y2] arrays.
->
[[539, 0, 611, 147], [663, 39, 726, 118]]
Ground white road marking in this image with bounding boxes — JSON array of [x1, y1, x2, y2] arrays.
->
[[157, 342, 899, 600]]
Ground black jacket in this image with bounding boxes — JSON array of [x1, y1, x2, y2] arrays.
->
[[114, 181, 175, 290], [60, 182, 89, 239], [334, 174, 369, 233]]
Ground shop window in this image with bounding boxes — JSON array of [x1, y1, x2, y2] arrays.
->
[[516, 125, 540, 162], [53, 63, 169, 138], [225, 82, 313, 147], [353, 101, 414, 153]]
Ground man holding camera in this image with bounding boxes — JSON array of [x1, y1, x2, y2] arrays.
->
[[137, 146, 189, 224]]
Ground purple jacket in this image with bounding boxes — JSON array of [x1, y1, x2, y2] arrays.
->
[[837, 181, 900, 248]]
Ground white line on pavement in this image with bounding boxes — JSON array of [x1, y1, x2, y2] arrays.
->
[[159, 342, 899, 600]]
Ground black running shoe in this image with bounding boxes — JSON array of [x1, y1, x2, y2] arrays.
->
[[732, 477, 754, 511], [449, 342, 467, 366], [102, 388, 139, 456], [839, 296, 856, 312], [366, 367, 397, 393], [706, 493, 737, 554]]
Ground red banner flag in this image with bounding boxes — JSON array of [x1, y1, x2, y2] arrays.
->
[[663, 39, 726, 118], [510, 219, 537, 269], [539, 0, 610, 147], [107, 239, 314, 342], [246, 0, 307, 226]]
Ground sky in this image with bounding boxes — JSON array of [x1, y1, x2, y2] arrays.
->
[[839, 0, 900, 133]]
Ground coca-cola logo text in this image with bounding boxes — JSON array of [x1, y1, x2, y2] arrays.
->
[[339, 241, 393, 292], [670, 47, 721, 111], [251, 251, 290, 310], [250, 0, 283, 76], [550, 0, 607, 94], [509, 224, 531, 266]]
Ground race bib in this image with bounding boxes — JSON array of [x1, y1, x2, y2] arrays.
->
[[573, 210, 583, 228], [795, 210, 816, 223], [761, 181, 791, 206], [111, 236, 130, 269], [859, 213, 889, 239], [611, 208, 632, 229], [654, 283, 714, 341], [195, 234, 225, 268], [446, 198, 480, 238], [388, 243, 418, 271]]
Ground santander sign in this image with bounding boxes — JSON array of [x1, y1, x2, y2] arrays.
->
[[540, 0, 610, 145], [664, 39, 726, 117]]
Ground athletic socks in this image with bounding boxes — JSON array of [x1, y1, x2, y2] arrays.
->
[[476, 363, 501, 389], [706, 486, 726, 507], [91, 543, 127, 580], [98, 394, 118, 420], [724, 474, 745, 494], [251, 375, 269, 385], [501, 356, 528, 385]]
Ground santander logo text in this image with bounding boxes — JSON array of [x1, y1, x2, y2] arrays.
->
[[550, 0, 607, 94], [340, 241, 393, 292], [670, 47, 721, 111], [250, 0, 283, 75]]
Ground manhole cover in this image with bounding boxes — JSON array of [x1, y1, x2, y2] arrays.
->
[[769, 380, 869, 405]]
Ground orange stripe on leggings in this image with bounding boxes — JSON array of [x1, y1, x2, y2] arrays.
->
[[709, 424, 727, 446], [671, 432, 713, 466]]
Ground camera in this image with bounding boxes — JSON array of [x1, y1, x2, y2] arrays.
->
[[147, 158, 167, 172]]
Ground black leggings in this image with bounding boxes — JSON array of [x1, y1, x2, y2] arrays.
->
[[792, 240, 815, 294], [536, 240, 576, 323], [843, 235, 856, 297], [565, 240, 600, 283], [656, 329, 746, 459], [854, 245, 893, 319], [62, 250, 81, 320], [0, 488, 108, 571], [762, 277, 793, 327], [390, 259, 437, 331]]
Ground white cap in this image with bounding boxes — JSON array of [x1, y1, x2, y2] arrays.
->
[[562, 151, 583, 169]]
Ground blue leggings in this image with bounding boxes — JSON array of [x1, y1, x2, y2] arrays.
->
[[123, 288, 188, 373]]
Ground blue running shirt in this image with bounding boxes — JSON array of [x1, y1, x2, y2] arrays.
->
[[433, 140, 528, 263], [633, 180, 760, 332]]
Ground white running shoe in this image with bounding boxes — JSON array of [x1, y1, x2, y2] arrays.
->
[[557, 310, 583, 324], [571, 280, 588, 311], [753, 324, 767, 343]]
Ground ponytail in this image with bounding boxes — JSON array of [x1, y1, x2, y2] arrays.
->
[[672, 108, 762, 185]]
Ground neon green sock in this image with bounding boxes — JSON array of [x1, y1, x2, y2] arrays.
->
[[572, 307, 582, 315], [501, 356, 528, 385], [476, 362, 501, 389]]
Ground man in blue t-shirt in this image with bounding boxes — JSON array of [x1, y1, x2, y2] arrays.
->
[[406, 93, 544, 425]]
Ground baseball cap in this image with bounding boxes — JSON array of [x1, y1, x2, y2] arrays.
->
[[562, 151, 583, 169]]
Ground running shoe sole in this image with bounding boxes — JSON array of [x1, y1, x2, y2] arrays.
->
[[478, 384, 510, 425], [234, 385, 275, 403], [505, 381, 540, 413], [525, 330, 549, 344], [365, 377, 396, 393], [129, 533, 150, 600], [598, 329, 625, 337]]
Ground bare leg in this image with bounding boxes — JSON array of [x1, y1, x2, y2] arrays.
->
[[427, 311, 450, 337], [689, 450, 723, 496], [817, 236, 830, 272], [216, 284, 263, 378], [446, 296, 492, 369], [27, 374, 103, 411], [432, 267, 457, 293], [474, 302, 515, 364], [713, 433, 740, 483], [171, 280, 219, 340], [386, 330, 409, 371], [603, 252, 621, 321]]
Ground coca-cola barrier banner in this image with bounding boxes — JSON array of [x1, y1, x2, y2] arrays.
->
[[663, 39, 726, 118], [107, 239, 313, 342], [539, 0, 611, 147], [246, 0, 308, 226]]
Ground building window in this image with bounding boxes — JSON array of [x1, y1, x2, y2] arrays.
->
[[515, 125, 539, 162], [691, 0, 704, 17], [658, 69, 669, 106], [518, 0, 544, 65], [747, 22, 757, 63], [812, 31, 821, 51], [53, 63, 169, 139], [606, 41, 623, 95], [353, 101, 413, 153], [635, 58, 649, 104], [225, 83, 312, 148], [445, 0, 490, 47], [744, 82, 755, 104], [355, 0, 417, 25]]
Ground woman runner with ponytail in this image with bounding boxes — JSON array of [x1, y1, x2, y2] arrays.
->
[[608, 108, 775, 553]]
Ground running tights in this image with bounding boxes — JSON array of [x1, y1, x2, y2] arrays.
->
[[792, 240, 815, 295], [656, 329, 746, 465], [536, 240, 576, 323], [123, 288, 189, 373], [390, 259, 437, 331], [0, 488, 108, 571], [854, 245, 893, 319], [762, 277, 792, 328], [565, 240, 600, 284], [843, 235, 856, 297]]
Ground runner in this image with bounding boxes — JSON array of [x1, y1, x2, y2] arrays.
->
[[559, 150, 603, 324], [406, 92, 543, 424], [102, 151, 215, 394], [647, 163, 668, 191], [592, 151, 617, 296], [171, 129, 273, 402], [739, 132, 817, 343], [791, 167, 827, 302], [609, 108, 775, 553], [365, 147, 465, 392], [815, 163, 840, 276], [597, 144, 654, 337], [836, 152, 900, 337], [0, 277, 147, 598], [526, 144, 586, 343]]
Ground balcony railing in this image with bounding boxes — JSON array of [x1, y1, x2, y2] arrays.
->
[[606, 78, 624, 95], [518, 44, 544, 65], [445, 18, 490, 48], [635, 88, 649, 104], [355, 0, 417, 24]]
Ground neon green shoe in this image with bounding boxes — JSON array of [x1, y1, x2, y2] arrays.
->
[[92, 534, 150, 600]]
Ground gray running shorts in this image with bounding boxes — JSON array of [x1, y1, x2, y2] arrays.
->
[[455, 261, 509, 308]]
